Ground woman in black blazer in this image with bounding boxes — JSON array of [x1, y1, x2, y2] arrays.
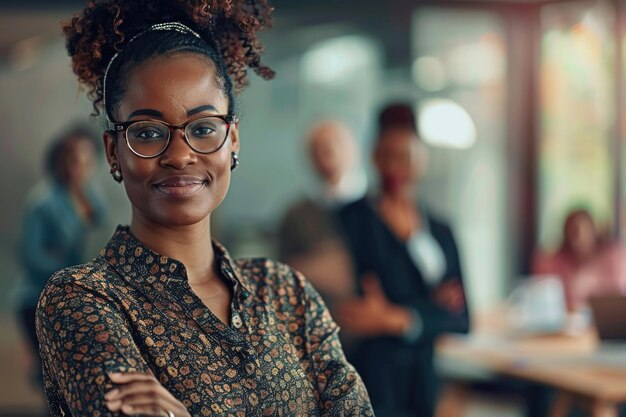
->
[[337, 103, 470, 417]]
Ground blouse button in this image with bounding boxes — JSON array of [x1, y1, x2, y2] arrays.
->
[[232, 313, 243, 328]]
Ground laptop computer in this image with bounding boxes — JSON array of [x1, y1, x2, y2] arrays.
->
[[589, 295, 626, 341], [507, 276, 568, 335]]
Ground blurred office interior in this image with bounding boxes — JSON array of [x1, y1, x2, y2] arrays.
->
[[1, 0, 626, 416]]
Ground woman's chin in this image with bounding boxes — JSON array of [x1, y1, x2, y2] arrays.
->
[[128, 184, 228, 228], [150, 207, 213, 228]]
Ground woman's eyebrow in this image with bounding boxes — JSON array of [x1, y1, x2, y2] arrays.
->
[[126, 109, 163, 120], [187, 104, 219, 116], [125, 105, 219, 121]]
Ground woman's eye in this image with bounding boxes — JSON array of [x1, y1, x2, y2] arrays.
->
[[191, 125, 217, 137], [136, 129, 164, 140]]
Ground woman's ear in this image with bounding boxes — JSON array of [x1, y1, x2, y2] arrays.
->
[[103, 131, 118, 166], [413, 140, 429, 180], [230, 122, 240, 154]]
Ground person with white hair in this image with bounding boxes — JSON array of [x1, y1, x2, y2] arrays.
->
[[278, 119, 366, 306]]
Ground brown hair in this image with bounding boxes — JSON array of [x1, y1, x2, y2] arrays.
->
[[63, 0, 275, 118]]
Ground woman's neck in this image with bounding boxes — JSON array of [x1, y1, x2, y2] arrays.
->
[[129, 215, 216, 285], [381, 185, 416, 203], [378, 189, 422, 240]]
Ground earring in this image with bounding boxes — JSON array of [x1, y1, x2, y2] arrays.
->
[[231, 152, 240, 171], [110, 162, 123, 183]]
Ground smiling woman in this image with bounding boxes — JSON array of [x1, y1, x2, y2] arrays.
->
[[105, 52, 237, 229], [34, 1, 374, 416]]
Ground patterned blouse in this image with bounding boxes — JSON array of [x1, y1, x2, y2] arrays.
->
[[36, 226, 374, 417]]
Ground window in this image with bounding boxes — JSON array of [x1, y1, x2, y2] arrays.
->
[[538, 0, 615, 249], [412, 8, 508, 308]]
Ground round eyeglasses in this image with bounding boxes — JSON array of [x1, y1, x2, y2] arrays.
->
[[111, 114, 236, 158]]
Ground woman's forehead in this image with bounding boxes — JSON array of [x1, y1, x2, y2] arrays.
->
[[378, 128, 419, 148], [118, 53, 228, 120]]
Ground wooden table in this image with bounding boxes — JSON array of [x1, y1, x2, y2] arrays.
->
[[437, 319, 626, 417]]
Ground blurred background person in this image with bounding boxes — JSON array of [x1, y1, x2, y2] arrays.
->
[[533, 208, 626, 313], [336, 103, 469, 417], [278, 119, 366, 304], [13, 123, 106, 389]]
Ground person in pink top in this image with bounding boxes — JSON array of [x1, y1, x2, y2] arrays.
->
[[533, 209, 626, 311]]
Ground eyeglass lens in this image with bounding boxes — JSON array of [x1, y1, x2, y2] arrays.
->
[[125, 116, 229, 157]]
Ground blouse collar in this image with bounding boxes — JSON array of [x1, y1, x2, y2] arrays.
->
[[101, 226, 252, 297]]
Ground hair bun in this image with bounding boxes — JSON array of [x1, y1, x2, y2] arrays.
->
[[64, 0, 274, 115]]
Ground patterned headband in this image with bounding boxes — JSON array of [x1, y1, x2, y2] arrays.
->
[[102, 22, 203, 125]]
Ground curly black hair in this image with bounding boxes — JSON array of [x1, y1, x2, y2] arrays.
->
[[64, 0, 275, 119]]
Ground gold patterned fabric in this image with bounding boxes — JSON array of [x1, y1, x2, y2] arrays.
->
[[36, 226, 374, 416]]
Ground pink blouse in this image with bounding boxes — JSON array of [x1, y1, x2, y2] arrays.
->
[[532, 243, 626, 311]]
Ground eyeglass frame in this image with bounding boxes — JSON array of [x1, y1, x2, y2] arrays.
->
[[109, 113, 237, 159]]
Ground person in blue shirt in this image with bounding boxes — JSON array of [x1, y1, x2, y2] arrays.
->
[[15, 123, 106, 386]]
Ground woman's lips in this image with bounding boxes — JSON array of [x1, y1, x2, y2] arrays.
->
[[382, 175, 407, 192], [152, 176, 207, 197]]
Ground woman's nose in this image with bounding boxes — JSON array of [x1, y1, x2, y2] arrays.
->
[[159, 129, 197, 169]]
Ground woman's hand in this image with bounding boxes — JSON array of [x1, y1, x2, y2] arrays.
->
[[337, 274, 412, 337], [432, 279, 465, 313], [105, 372, 190, 417]]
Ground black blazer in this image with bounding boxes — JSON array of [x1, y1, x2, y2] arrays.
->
[[337, 197, 470, 417], [338, 197, 469, 340]]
